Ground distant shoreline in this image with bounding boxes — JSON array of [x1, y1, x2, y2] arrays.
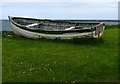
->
[[1, 20, 119, 32], [0, 19, 120, 22]]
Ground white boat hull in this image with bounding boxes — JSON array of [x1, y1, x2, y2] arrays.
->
[[10, 22, 95, 39], [9, 16, 105, 39]]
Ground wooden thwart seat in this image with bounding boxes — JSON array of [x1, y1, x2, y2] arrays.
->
[[26, 23, 39, 27]]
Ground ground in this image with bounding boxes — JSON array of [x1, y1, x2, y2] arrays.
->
[[2, 25, 118, 82]]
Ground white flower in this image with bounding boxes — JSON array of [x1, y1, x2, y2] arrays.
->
[[22, 71, 26, 74], [29, 68, 34, 71], [49, 68, 52, 71], [72, 81, 76, 83]]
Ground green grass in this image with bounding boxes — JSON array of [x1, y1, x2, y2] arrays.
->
[[2, 25, 118, 82], [0, 33, 2, 84]]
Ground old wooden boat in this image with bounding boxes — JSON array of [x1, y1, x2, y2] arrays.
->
[[8, 16, 105, 39]]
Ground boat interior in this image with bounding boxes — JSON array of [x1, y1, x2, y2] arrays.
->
[[12, 17, 100, 32]]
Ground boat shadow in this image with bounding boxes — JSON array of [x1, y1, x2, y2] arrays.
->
[[40, 37, 104, 46]]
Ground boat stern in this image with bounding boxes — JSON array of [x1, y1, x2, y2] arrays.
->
[[93, 22, 105, 38]]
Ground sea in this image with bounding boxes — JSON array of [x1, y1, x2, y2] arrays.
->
[[0, 20, 119, 32]]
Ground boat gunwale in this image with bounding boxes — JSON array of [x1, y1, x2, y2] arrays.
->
[[12, 17, 101, 24]]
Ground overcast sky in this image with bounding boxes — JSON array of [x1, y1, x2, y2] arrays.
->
[[1, 0, 119, 20]]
